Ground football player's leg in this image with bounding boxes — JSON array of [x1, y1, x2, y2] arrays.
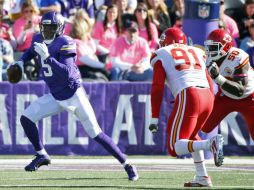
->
[[180, 88, 220, 155], [166, 90, 211, 187], [21, 94, 63, 151], [244, 116, 254, 140], [68, 88, 138, 180], [166, 90, 194, 156], [166, 91, 182, 157], [184, 150, 213, 187], [73, 88, 125, 162], [169, 88, 210, 155], [239, 98, 254, 140], [198, 94, 230, 167], [166, 89, 198, 156], [191, 88, 214, 139], [187, 137, 218, 184], [72, 88, 138, 180], [21, 94, 63, 171], [201, 94, 231, 134], [176, 89, 213, 187], [178, 89, 224, 167]]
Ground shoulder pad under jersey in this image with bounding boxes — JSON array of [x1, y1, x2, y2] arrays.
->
[[55, 35, 76, 55]]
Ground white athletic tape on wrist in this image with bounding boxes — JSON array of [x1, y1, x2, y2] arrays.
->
[[214, 74, 226, 86], [150, 118, 159, 125]]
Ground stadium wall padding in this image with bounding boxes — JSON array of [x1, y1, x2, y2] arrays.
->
[[0, 82, 252, 156]]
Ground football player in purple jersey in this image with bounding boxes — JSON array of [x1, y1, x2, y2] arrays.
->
[[8, 11, 138, 181]]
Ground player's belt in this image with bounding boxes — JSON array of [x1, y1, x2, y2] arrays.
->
[[195, 86, 205, 88]]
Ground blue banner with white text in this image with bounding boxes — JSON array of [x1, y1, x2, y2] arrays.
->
[[0, 82, 252, 156]]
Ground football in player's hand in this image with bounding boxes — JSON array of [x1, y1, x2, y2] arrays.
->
[[7, 64, 23, 83]]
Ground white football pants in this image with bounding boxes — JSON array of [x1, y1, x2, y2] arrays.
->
[[22, 87, 102, 138]]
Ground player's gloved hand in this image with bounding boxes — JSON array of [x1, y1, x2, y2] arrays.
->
[[207, 62, 226, 86], [207, 62, 219, 79], [34, 42, 49, 61], [149, 118, 159, 133]]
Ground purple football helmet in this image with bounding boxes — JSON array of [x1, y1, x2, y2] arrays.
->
[[39, 11, 65, 44]]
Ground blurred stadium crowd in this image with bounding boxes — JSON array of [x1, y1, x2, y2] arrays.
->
[[0, 0, 253, 82]]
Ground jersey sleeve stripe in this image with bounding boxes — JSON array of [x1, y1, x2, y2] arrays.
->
[[235, 57, 249, 70], [60, 44, 76, 51], [60, 47, 76, 51]]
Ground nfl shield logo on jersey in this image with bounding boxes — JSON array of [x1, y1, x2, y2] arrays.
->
[[198, 4, 210, 19]]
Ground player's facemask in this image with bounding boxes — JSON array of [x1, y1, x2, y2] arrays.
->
[[204, 40, 225, 61], [40, 24, 58, 45]]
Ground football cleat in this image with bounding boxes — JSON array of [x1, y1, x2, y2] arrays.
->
[[210, 134, 224, 167], [25, 154, 51, 171], [124, 164, 139, 181], [184, 175, 213, 187]]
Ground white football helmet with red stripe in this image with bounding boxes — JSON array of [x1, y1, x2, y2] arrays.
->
[[204, 29, 233, 61]]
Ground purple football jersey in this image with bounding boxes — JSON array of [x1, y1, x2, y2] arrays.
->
[[21, 33, 82, 100]]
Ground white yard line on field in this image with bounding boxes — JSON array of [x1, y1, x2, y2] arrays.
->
[[0, 157, 254, 165]]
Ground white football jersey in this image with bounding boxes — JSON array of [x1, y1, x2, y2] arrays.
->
[[218, 47, 254, 99], [151, 44, 209, 98]]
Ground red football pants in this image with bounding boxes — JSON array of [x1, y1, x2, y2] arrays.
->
[[202, 91, 254, 140], [167, 87, 214, 156]]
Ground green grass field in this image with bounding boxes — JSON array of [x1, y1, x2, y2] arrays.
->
[[0, 156, 254, 189], [1, 170, 254, 189]]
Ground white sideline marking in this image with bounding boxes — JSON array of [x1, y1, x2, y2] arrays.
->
[[0, 158, 254, 165]]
